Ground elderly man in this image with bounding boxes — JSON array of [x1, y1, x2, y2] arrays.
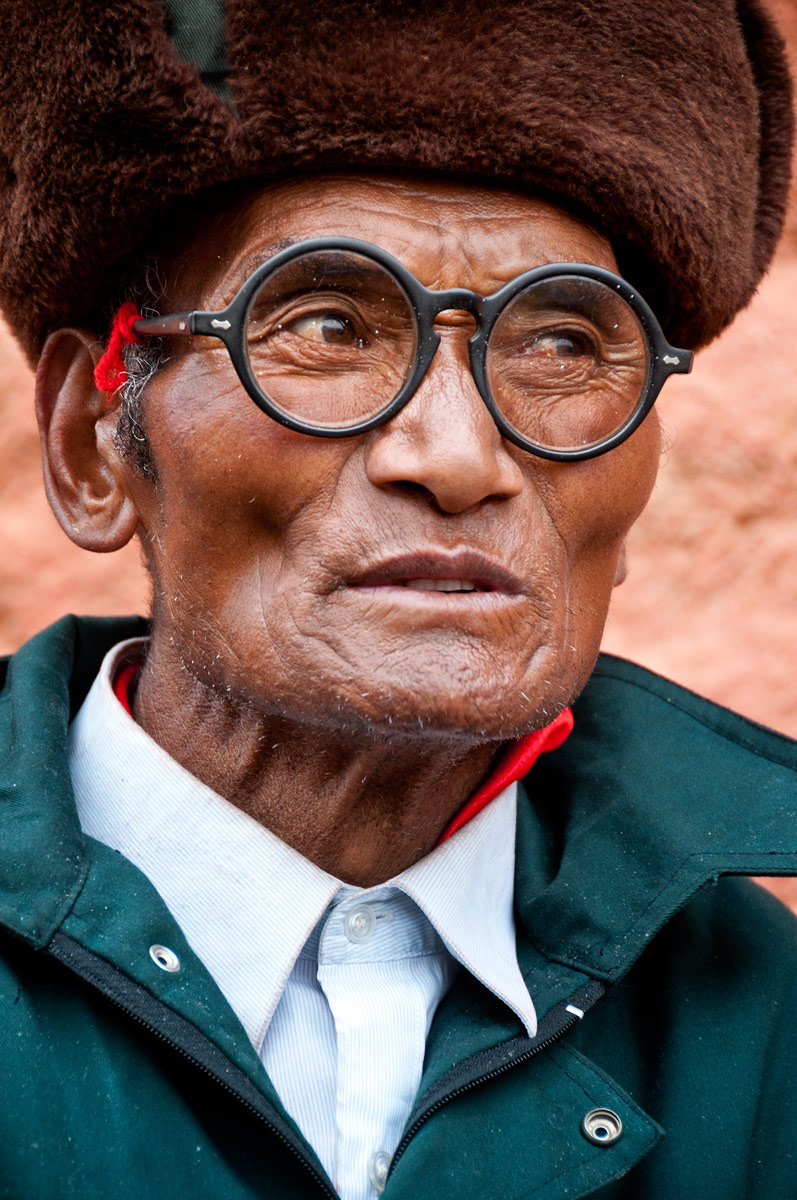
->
[[1, 2, 796, 1198]]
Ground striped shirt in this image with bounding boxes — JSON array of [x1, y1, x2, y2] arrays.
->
[[70, 639, 537, 1200]]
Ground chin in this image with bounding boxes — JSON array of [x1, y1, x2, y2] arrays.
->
[[312, 661, 580, 745], [200, 613, 598, 742]]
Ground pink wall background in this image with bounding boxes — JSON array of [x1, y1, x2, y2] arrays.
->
[[1, 1, 795, 911]]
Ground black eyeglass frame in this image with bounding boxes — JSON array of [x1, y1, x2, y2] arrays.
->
[[134, 236, 693, 462]]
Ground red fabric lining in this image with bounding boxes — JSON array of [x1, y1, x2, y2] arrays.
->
[[112, 662, 573, 839], [113, 662, 141, 716], [435, 707, 574, 845]]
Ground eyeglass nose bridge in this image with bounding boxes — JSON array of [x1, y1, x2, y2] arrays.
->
[[415, 285, 486, 362], [427, 287, 484, 319], [412, 285, 488, 397]]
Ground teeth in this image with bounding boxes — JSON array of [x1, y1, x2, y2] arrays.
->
[[403, 579, 478, 592]]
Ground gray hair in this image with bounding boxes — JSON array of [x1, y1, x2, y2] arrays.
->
[[111, 255, 168, 481]]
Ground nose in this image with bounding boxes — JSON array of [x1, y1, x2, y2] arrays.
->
[[364, 329, 525, 514]]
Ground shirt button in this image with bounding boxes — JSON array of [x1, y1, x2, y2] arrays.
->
[[344, 904, 377, 943], [368, 1149, 391, 1194]]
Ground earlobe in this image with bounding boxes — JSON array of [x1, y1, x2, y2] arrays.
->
[[35, 328, 140, 552], [613, 542, 628, 587]]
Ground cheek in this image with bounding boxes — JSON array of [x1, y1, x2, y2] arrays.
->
[[555, 415, 661, 554], [551, 415, 661, 630], [125, 355, 359, 605]]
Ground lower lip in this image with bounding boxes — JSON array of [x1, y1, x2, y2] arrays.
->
[[345, 584, 522, 610]]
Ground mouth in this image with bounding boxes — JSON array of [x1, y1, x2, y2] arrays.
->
[[399, 579, 482, 593], [345, 550, 525, 598]]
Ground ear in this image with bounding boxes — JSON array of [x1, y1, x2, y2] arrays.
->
[[613, 541, 628, 587], [35, 328, 140, 552]]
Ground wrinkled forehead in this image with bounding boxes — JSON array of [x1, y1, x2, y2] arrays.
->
[[156, 172, 619, 309]]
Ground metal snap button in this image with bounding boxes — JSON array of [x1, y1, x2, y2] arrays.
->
[[582, 1108, 623, 1146], [344, 904, 377, 943], [368, 1149, 391, 1194], [149, 944, 181, 973]]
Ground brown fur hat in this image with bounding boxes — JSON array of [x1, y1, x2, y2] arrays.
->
[[0, 0, 792, 361]]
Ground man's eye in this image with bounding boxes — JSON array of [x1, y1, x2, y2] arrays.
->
[[530, 330, 594, 358], [288, 312, 364, 347]]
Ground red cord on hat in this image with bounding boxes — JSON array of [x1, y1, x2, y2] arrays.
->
[[94, 302, 144, 400]]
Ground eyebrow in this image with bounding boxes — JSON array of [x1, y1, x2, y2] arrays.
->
[[238, 243, 403, 299], [239, 237, 298, 281]]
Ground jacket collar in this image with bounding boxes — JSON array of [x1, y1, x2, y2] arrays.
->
[[0, 616, 147, 946], [1, 616, 796, 989], [514, 654, 797, 982]]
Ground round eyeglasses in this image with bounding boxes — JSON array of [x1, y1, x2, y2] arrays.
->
[[134, 237, 692, 462]]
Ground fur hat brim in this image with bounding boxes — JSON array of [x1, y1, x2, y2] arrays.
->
[[0, 0, 791, 360]]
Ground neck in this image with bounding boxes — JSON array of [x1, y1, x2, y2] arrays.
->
[[132, 640, 498, 887]]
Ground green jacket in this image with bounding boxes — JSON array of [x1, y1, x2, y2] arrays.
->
[[2, 616, 797, 1199]]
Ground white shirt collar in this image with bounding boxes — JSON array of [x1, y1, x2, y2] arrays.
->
[[69, 639, 537, 1047]]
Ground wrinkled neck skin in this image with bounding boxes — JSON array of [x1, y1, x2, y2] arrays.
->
[[133, 629, 500, 888]]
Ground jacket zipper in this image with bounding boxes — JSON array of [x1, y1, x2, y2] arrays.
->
[[388, 980, 605, 1181], [48, 933, 338, 1199], [112, 1000, 338, 1197]]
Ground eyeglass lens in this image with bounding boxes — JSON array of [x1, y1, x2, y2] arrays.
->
[[243, 250, 651, 449], [245, 250, 417, 429]]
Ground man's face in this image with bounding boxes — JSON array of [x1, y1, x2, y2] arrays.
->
[[117, 174, 660, 740]]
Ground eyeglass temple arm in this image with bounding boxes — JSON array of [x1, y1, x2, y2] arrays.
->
[[133, 313, 196, 337], [133, 311, 236, 340], [661, 348, 693, 375]]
